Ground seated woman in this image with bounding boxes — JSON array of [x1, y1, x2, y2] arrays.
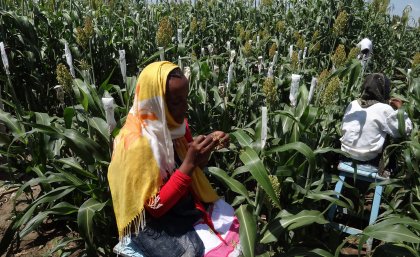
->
[[108, 61, 241, 257], [340, 73, 412, 177]]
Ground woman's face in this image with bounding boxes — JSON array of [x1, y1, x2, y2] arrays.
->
[[166, 76, 189, 124]]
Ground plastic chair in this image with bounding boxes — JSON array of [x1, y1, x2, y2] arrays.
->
[[113, 237, 145, 257], [328, 161, 387, 252]]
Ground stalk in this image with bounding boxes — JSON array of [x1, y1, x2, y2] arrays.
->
[[1, 42, 23, 118], [5, 76, 23, 119], [89, 40, 96, 86], [254, 186, 264, 217]]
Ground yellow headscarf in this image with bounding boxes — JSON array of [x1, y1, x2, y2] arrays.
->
[[108, 61, 218, 238]]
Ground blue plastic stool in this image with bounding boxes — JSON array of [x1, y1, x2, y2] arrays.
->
[[113, 237, 145, 257], [328, 161, 387, 252]]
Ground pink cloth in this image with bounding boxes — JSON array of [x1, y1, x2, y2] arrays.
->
[[194, 199, 241, 257]]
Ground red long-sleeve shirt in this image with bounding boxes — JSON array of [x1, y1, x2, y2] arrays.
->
[[145, 121, 194, 218], [145, 170, 192, 217]]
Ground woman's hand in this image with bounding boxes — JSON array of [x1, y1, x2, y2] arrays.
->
[[179, 135, 217, 176], [179, 131, 229, 176], [389, 98, 403, 110], [210, 131, 230, 150]]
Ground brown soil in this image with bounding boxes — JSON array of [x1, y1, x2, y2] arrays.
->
[[0, 183, 81, 257]]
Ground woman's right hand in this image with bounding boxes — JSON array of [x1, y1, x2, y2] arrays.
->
[[179, 135, 219, 176], [389, 98, 403, 110]]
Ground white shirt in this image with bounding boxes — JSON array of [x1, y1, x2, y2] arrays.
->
[[340, 100, 412, 161]]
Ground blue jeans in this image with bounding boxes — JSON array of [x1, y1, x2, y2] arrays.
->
[[132, 227, 204, 257]]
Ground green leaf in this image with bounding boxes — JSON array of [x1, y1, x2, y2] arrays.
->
[[373, 243, 420, 257], [63, 107, 75, 129], [80, 89, 89, 112], [314, 147, 348, 156], [300, 106, 318, 128], [397, 108, 406, 137], [27, 122, 63, 135], [63, 129, 107, 163], [210, 86, 223, 108], [232, 130, 253, 147], [99, 66, 115, 91], [208, 167, 251, 204], [55, 158, 97, 180], [280, 106, 296, 134], [260, 216, 286, 244], [279, 247, 334, 257], [86, 83, 104, 116], [305, 190, 353, 210], [232, 165, 250, 177], [0, 109, 25, 138], [77, 198, 107, 248], [34, 112, 51, 126], [261, 210, 328, 244], [348, 61, 362, 90], [46, 237, 81, 256], [49, 202, 79, 215], [289, 122, 300, 142], [199, 61, 211, 80], [239, 147, 280, 207], [54, 166, 85, 187], [34, 112, 52, 157], [236, 204, 256, 257], [0, 133, 11, 146], [295, 85, 309, 118], [267, 142, 315, 174], [88, 117, 110, 143], [19, 202, 78, 238], [363, 223, 420, 243], [309, 248, 334, 257], [367, 216, 420, 231], [272, 110, 298, 122], [74, 79, 103, 115], [256, 253, 271, 257], [126, 76, 138, 105], [275, 165, 294, 177], [13, 186, 75, 231]]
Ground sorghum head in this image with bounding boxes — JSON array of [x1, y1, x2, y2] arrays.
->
[[331, 44, 347, 67], [321, 77, 340, 105], [333, 11, 348, 36], [156, 16, 173, 48], [56, 63, 73, 93]]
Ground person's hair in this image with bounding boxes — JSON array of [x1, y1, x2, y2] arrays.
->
[[167, 68, 185, 80], [166, 68, 186, 94], [361, 73, 390, 103]]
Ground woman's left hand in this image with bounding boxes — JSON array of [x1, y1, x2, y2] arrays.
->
[[209, 131, 230, 150], [193, 131, 229, 169]]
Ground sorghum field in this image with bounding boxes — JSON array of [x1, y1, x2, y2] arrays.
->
[[0, 0, 419, 256]]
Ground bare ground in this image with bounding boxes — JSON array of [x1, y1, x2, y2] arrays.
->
[[0, 183, 81, 257]]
